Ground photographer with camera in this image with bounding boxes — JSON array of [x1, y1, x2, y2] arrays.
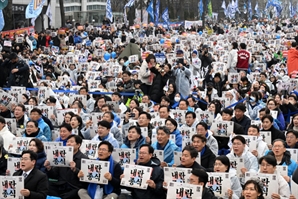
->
[[6, 53, 30, 87], [199, 45, 213, 69]]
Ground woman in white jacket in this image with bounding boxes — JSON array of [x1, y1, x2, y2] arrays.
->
[[258, 155, 291, 199], [138, 54, 156, 95], [247, 125, 269, 159], [0, 116, 15, 150], [225, 42, 238, 73]]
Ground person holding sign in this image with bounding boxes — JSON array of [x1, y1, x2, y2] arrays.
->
[[261, 115, 286, 144], [13, 150, 48, 199], [78, 141, 122, 199], [121, 126, 145, 159], [247, 125, 269, 159], [258, 155, 290, 199], [240, 179, 265, 199]]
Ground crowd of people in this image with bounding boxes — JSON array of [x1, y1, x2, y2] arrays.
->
[[0, 18, 298, 199]]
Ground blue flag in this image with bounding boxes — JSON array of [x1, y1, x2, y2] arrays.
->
[[162, 8, 169, 26], [25, 0, 46, 19], [0, 0, 8, 10], [147, 0, 154, 22], [199, 0, 203, 19], [106, 0, 113, 22], [124, 0, 135, 8], [0, 10, 4, 31], [248, 0, 252, 20], [155, 0, 160, 24]]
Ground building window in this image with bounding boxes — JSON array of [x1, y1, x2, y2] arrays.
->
[[64, 6, 81, 12], [87, 5, 105, 10], [87, 0, 105, 2]]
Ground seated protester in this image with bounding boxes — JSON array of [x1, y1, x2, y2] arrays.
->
[[102, 112, 122, 145], [267, 98, 286, 131], [224, 89, 238, 105], [208, 100, 222, 120], [28, 138, 46, 173], [70, 115, 86, 139], [180, 111, 199, 128], [29, 108, 51, 141], [165, 118, 182, 150], [247, 125, 269, 159], [258, 155, 290, 199], [265, 139, 298, 177], [71, 100, 89, 124], [192, 134, 216, 171], [188, 169, 217, 199], [78, 141, 122, 199], [231, 103, 251, 134], [120, 144, 166, 199], [160, 96, 172, 108], [246, 91, 265, 120], [23, 121, 47, 141], [217, 108, 245, 155], [13, 150, 48, 199], [0, 135, 8, 175], [111, 92, 127, 114], [56, 123, 73, 146], [257, 108, 280, 130], [78, 86, 95, 113], [261, 115, 286, 144], [142, 95, 154, 112], [92, 121, 119, 149], [123, 112, 154, 144], [46, 97, 59, 127], [158, 105, 171, 119], [44, 135, 88, 199], [187, 96, 200, 111], [0, 116, 15, 150], [177, 145, 205, 170], [227, 136, 258, 185], [101, 104, 121, 126], [93, 96, 106, 112], [279, 94, 298, 124], [14, 104, 29, 129], [121, 126, 146, 159], [178, 99, 193, 112], [288, 113, 298, 131], [151, 126, 180, 167], [196, 122, 218, 156], [241, 179, 265, 199], [214, 156, 242, 199], [285, 130, 298, 148]]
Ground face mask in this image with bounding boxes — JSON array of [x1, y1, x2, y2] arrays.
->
[[59, 93, 64, 96], [174, 97, 181, 102], [250, 96, 256, 103], [119, 60, 124, 65], [78, 81, 82, 84], [280, 73, 285, 77], [207, 87, 212, 91]]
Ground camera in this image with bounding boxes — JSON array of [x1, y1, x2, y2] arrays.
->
[[129, 113, 135, 118]]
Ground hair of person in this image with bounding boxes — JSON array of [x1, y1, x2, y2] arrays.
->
[[139, 111, 152, 120], [67, 134, 83, 145], [101, 104, 112, 111], [29, 138, 44, 153], [79, 86, 89, 93], [59, 123, 72, 132], [65, 111, 75, 118], [122, 71, 132, 76], [182, 145, 198, 158], [30, 108, 42, 115], [234, 103, 246, 112], [70, 115, 83, 129], [289, 94, 297, 101], [221, 108, 233, 116], [179, 99, 189, 106], [259, 155, 277, 167], [140, 144, 154, 154], [191, 134, 207, 143], [27, 120, 38, 128], [261, 114, 274, 123], [128, 125, 142, 135], [161, 96, 171, 103], [241, 180, 265, 199], [248, 125, 260, 133], [209, 100, 222, 115], [232, 42, 238, 49], [22, 150, 38, 161], [191, 168, 209, 186], [165, 118, 178, 129], [215, 156, 230, 172], [112, 92, 121, 98], [132, 107, 143, 115], [267, 98, 277, 106], [231, 135, 246, 144], [103, 111, 114, 120], [259, 108, 270, 114], [240, 43, 246, 49], [130, 99, 140, 107], [97, 120, 111, 129], [260, 72, 267, 78], [185, 111, 196, 119], [72, 100, 84, 109], [272, 139, 287, 148], [98, 141, 114, 152], [286, 129, 298, 138], [159, 105, 170, 112], [250, 91, 259, 101], [15, 104, 26, 112], [157, 126, 171, 135], [196, 122, 208, 131], [145, 54, 156, 63]]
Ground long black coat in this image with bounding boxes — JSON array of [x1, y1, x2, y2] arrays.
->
[[13, 168, 48, 199]]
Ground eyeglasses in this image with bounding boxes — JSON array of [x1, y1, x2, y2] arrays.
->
[[214, 163, 224, 167], [98, 148, 108, 152], [286, 136, 296, 139], [139, 152, 149, 155], [273, 145, 284, 148], [20, 157, 30, 161], [260, 164, 273, 167]]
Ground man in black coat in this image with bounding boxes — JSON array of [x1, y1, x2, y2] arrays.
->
[[232, 103, 251, 134], [13, 150, 48, 199], [0, 135, 7, 176], [7, 53, 30, 87], [44, 135, 88, 199]]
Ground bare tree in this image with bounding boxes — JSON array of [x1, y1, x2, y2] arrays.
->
[[59, 0, 66, 27]]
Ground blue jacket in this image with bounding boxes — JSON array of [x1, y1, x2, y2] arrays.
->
[[112, 112, 121, 126], [22, 128, 48, 142], [92, 133, 119, 149], [276, 111, 286, 131], [151, 140, 181, 166], [173, 67, 191, 99], [36, 151, 46, 173], [55, 137, 67, 146], [74, 35, 82, 44], [36, 117, 52, 141], [171, 129, 182, 150], [121, 135, 145, 161]]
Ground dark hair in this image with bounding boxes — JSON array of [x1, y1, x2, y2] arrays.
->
[[288, 94, 297, 101], [98, 141, 114, 152], [67, 134, 83, 146], [260, 72, 267, 78], [161, 96, 171, 103], [248, 125, 260, 133], [261, 114, 274, 123], [59, 123, 72, 132], [259, 155, 277, 167], [240, 43, 246, 49], [165, 118, 178, 129], [196, 122, 208, 131], [191, 134, 206, 143], [112, 92, 121, 98], [72, 100, 84, 109], [46, 97, 57, 104], [139, 111, 151, 120], [267, 98, 277, 106], [15, 104, 26, 112], [209, 100, 222, 115], [29, 138, 44, 153], [65, 111, 75, 119], [182, 145, 198, 158], [215, 156, 230, 172], [234, 103, 246, 112], [221, 108, 233, 116], [102, 104, 112, 111], [22, 94, 29, 102], [0, 116, 5, 124], [157, 126, 171, 135], [70, 115, 83, 129], [22, 150, 38, 161], [145, 54, 156, 63], [103, 111, 114, 120], [159, 105, 170, 112], [241, 180, 265, 199], [232, 42, 238, 49], [232, 135, 246, 144], [191, 169, 209, 186], [128, 125, 142, 135], [179, 99, 189, 106], [30, 108, 42, 115], [288, 113, 298, 129], [185, 111, 196, 119], [140, 144, 154, 154], [130, 99, 140, 107], [272, 139, 286, 148], [259, 108, 270, 114], [79, 86, 88, 93], [250, 91, 259, 102], [286, 129, 298, 138], [122, 71, 132, 76], [97, 120, 111, 129], [28, 97, 38, 105], [27, 120, 38, 128]]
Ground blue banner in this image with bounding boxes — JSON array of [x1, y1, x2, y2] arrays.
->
[[124, 0, 135, 8], [106, 0, 113, 22], [0, 10, 4, 31], [161, 8, 169, 26], [147, 0, 154, 22], [155, 0, 160, 24], [25, 0, 46, 19], [199, 0, 203, 19]]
